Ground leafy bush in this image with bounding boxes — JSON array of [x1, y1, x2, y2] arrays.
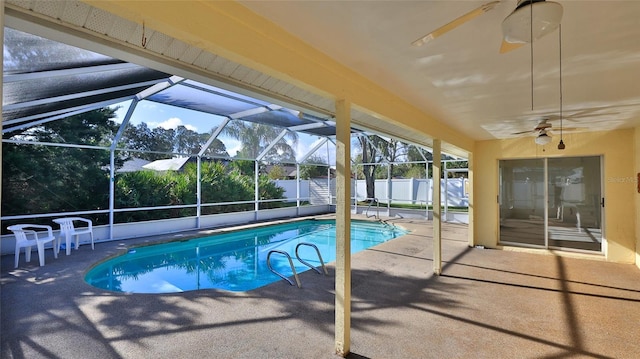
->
[[114, 160, 286, 222]]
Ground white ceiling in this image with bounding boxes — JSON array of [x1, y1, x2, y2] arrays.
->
[[239, 0, 640, 141]]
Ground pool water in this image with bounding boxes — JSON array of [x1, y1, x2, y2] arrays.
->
[[85, 219, 408, 293]]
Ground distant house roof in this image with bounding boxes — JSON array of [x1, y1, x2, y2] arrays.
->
[[143, 157, 191, 171], [117, 157, 152, 173]]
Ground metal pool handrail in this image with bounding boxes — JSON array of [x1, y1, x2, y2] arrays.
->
[[267, 250, 301, 288], [365, 198, 379, 219], [295, 242, 328, 275]]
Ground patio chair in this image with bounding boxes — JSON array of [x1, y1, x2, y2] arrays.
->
[[53, 217, 94, 255], [8, 224, 59, 268]]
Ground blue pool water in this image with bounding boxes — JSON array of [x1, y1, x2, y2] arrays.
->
[[85, 219, 408, 293]]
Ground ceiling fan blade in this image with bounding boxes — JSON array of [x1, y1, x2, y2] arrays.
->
[[553, 127, 581, 132], [499, 39, 526, 53], [412, 1, 500, 47], [511, 130, 534, 135]]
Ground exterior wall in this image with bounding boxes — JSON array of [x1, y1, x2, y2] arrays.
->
[[475, 129, 637, 264]]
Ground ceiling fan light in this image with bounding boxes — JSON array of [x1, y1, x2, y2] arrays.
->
[[535, 132, 552, 145], [502, 1, 563, 43]]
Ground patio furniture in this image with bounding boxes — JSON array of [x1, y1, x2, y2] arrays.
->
[[53, 217, 94, 255], [8, 224, 59, 268]]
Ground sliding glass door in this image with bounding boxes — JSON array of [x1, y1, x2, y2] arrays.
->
[[547, 157, 602, 251], [499, 159, 546, 247], [499, 156, 602, 252]]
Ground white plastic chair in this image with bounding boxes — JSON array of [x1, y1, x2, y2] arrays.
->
[[52, 217, 94, 255], [8, 224, 59, 268]]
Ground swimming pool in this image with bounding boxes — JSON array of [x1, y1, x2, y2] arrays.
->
[[85, 219, 408, 293]]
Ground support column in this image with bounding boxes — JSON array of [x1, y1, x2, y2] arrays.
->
[[432, 140, 442, 275], [196, 156, 202, 228], [426, 161, 430, 218], [335, 99, 351, 357], [467, 152, 475, 247], [296, 163, 300, 216], [387, 164, 391, 212], [443, 161, 448, 221], [254, 160, 259, 221]]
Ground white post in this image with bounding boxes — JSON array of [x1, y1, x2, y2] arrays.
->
[[354, 166, 358, 213], [334, 99, 351, 357], [410, 177, 415, 205], [109, 151, 115, 239], [444, 161, 448, 222], [296, 163, 301, 216], [467, 152, 475, 247], [108, 99, 139, 240], [426, 161, 430, 219], [196, 156, 201, 228], [387, 164, 391, 212], [254, 160, 259, 221], [327, 144, 332, 205], [433, 140, 442, 275]]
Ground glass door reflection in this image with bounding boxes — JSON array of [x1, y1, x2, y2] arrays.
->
[[547, 157, 602, 251]]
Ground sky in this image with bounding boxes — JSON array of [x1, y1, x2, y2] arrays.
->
[[110, 99, 336, 163]]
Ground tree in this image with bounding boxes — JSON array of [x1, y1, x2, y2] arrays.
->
[[228, 159, 255, 177], [174, 125, 203, 154], [223, 120, 298, 161], [299, 155, 329, 179], [267, 165, 287, 180], [400, 145, 432, 178], [120, 122, 163, 160], [2, 108, 120, 225], [201, 128, 229, 158], [376, 138, 406, 178], [443, 160, 469, 178], [120, 122, 228, 160], [354, 135, 388, 201]]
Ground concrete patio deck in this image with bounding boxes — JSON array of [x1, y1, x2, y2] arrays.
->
[[2, 216, 640, 358]]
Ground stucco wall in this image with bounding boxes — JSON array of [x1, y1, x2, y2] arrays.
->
[[474, 128, 637, 264]]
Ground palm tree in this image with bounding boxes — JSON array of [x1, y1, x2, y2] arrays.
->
[[223, 120, 298, 162]]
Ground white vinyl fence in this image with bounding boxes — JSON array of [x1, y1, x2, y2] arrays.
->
[[273, 178, 469, 207]]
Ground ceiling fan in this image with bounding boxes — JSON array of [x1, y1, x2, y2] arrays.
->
[[411, 0, 563, 53], [511, 118, 577, 145], [511, 118, 554, 145]]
